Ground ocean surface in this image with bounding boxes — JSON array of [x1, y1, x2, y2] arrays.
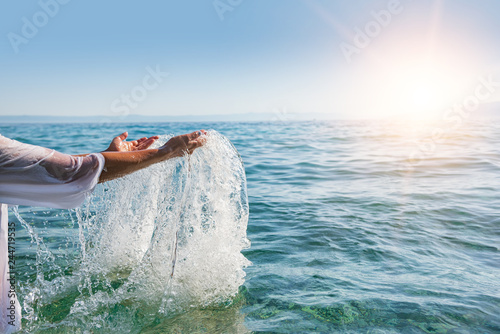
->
[[0, 120, 499, 333]]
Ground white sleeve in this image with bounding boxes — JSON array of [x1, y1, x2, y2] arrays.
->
[[0, 135, 105, 209]]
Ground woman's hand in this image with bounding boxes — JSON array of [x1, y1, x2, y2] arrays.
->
[[160, 130, 207, 158], [105, 132, 159, 152], [99, 130, 207, 183]]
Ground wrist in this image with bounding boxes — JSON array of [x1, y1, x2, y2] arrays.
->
[[158, 146, 173, 161]]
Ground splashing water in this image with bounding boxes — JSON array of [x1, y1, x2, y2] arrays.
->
[[20, 131, 251, 333]]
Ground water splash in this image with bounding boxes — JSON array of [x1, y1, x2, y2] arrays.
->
[[21, 131, 251, 332]]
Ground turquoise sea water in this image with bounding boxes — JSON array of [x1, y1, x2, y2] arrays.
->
[[1, 120, 499, 333]]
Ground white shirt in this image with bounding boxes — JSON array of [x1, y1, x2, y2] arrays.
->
[[0, 134, 104, 333]]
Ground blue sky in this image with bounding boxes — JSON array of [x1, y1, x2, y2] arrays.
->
[[1, 0, 500, 119]]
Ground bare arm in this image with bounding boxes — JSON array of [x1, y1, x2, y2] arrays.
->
[[97, 130, 206, 183], [99, 149, 163, 183]]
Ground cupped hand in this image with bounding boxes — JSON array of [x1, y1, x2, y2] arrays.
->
[[105, 132, 159, 152], [160, 130, 207, 158]]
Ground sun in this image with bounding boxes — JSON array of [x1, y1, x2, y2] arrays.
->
[[409, 75, 442, 111], [400, 68, 455, 118], [411, 85, 436, 110], [340, 53, 475, 120], [385, 59, 469, 119], [335, 22, 486, 120]]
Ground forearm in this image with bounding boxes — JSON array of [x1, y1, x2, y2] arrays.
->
[[74, 129, 205, 183], [99, 148, 170, 183]]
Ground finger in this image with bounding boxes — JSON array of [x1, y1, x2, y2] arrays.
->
[[146, 136, 159, 144], [117, 132, 128, 141], [196, 135, 207, 145], [187, 140, 205, 154], [137, 136, 158, 146], [187, 138, 205, 149], [137, 137, 157, 149], [187, 130, 206, 141], [187, 132, 198, 140]]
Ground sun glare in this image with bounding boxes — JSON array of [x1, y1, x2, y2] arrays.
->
[[359, 55, 476, 120], [397, 65, 459, 119], [411, 86, 435, 110], [337, 11, 487, 121]]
